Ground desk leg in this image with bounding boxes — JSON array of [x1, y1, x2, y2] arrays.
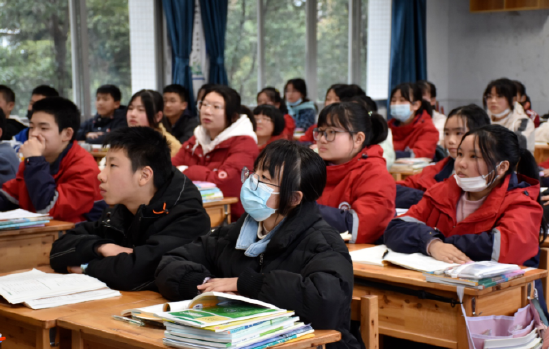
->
[[36, 328, 51, 348], [224, 204, 231, 224], [71, 330, 84, 349], [456, 295, 473, 349]]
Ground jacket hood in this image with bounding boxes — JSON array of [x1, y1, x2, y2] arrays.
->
[[193, 114, 257, 155], [325, 144, 385, 185]]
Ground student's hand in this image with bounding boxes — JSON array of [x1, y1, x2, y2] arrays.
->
[[67, 266, 83, 274], [86, 132, 104, 140], [96, 243, 134, 257], [542, 169, 549, 178], [428, 240, 471, 264], [542, 195, 549, 206], [19, 134, 46, 158], [197, 278, 239, 293]]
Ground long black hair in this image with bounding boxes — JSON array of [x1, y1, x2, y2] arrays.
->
[[446, 104, 491, 131], [257, 87, 288, 114], [284, 78, 310, 103], [483, 78, 516, 110], [390, 82, 432, 117], [200, 85, 242, 128], [254, 139, 326, 216], [128, 90, 163, 129], [253, 105, 285, 136], [317, 102, 388, 148]]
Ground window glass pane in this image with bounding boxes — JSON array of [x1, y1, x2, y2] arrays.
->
[[360, 0, 368, 92], [225, 0, 258, 106], [86, 0, 131, 115], [263, 0, 306, 94], [317, 0, 349, 101], [0, 1, 72, 119]]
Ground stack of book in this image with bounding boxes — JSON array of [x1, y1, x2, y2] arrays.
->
[[391, 158, 433, 171], [0, 269, 121, 309], [194, 181, 224, 203], [0, 209, 51, 230], [424, 261, 525, 289], [123, 292, 313, 349]]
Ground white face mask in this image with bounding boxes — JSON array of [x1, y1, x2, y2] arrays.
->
[[453, 161, 503, 192], [488, 108, 510, 118]]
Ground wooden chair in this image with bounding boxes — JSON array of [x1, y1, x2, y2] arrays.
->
[[350, 295, 379, 349]]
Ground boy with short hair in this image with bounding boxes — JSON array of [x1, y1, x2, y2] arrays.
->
[[50, 127, 210, 291], [14, 85, 60, 143], [0, 85, 26, 140], [0, 108, 19, 185], [163, 84, 199, 143], [0, 97, 105, 223], [76, 84, 128, 144]]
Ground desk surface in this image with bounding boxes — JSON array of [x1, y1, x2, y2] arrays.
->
[[202, 197, 239, 208], [0, 220, 74, 237], [59, 299, 341, 349], [389, 166, 422, 175], [348, 244, 547, 297], [0, 267, 162, 330]]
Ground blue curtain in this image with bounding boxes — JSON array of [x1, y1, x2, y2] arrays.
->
[[163, 0, 196, 113], [199, 0, 229, 85], [388, 0, 427, 97]]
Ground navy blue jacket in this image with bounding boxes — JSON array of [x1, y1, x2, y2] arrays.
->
[[76, 106, 127, 144]]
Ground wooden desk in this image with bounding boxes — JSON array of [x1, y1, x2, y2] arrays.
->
[[348, 244, 547, 349], [88, 150, 108, 165], [389, 166, 421, 181], [0, 267, 163, 349], [203, 198, 238, 227], [535, 143, 549, 164], [540, 235, 548, 310], [59, 300, 341, 349], [0, 220, 74, 273]]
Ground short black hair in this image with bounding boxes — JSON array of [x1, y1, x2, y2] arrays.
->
[[32, 85, 59, 98], [0, 85, 15, 103], [284, 78, 309, 102], [257, 87, 288, 114], [163, 84, 189, 103], [253, 105, 285, 136], [96, 84, 122, 102], [513, 80, 526, 97], [417, 80, 437, 99], [341, 95, 378, 112], [483, 78, 516, 110], [201, 85, 242, 128], [446, 104, 491, 132], [254, 139, 326, 216], [103, 127, 172, 189], [197, 83, 215, 102], [391, 82, 432, 117], [0, 108, 6, 134], [31, 97, 80, 141]]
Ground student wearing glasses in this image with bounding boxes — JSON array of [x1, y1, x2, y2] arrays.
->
[[315, 102, 396, 244], [253, 105, 286, 151], [157, 140, 360, 349], [172, 85, 258, 221]]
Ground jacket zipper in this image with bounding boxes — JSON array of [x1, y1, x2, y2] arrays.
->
[[259, 253, 264, 272]]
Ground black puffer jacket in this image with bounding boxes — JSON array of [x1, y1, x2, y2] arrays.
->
[[50, 168, 210, 291], [155, 201, 359, 349]]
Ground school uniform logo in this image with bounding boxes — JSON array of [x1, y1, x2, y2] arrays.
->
[[338, 202, 351, 211]]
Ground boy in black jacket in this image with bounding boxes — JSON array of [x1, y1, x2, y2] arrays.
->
[[76, 85, 128, 144], [50, 127, 210, 291], [163, 84, 199, 143]]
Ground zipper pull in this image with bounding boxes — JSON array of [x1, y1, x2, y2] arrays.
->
[[259, 253, 264, 272]]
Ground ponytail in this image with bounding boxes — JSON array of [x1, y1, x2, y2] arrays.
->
[[517, 148, 540, 181], [419, 99, 433, 118], [369, 112, 388, 145]]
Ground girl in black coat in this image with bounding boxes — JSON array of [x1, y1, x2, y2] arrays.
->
[[155, 140, 359, 349]]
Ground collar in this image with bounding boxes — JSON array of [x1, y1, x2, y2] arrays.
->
[[434, 157, 455, 182], [193, 115, 257, 155], [325, 145, 384, 185], [236, 215, 285, 257]]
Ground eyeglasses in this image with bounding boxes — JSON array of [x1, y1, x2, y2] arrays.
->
[[254, 115, 272, 124], [312, 128, 354, 142], [241, 167, 280, 191], [197, 101, 224, 111]]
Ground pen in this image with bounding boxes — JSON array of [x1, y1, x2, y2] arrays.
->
[[111, 315, 144, 327]]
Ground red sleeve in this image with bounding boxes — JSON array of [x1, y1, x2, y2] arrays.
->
[[282, 115, 296, 140], [352, 171, 396, 243], [410, 123, 439, 159], [403, 193, 434, 223], [299, 124, 316, 143], [172, 139, 197, 167], [184, 137, 259, 197], [1, 176, 20, 201]]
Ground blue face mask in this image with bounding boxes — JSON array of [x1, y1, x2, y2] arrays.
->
[[287, 98, 303, 107], [240, 176, 279, 221], [390, 104, 413, 122]]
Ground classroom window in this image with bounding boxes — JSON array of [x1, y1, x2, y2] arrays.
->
[[86, 0, 131, 113], [0, 0, 73, 117]]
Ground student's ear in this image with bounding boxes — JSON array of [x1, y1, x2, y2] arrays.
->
[[181, 101, 188, 111], [155, 112, 163, 123], [411, 100, 421, 112], [354, 132, 366, 148], [138, 166, 154, 187], [114, 101, 121, 109], [6, 101, 14, 114], [497, 161, 510, 176], [275, 102, 281, 109], [290, 191, 303, 208], [0, 129, 3, 139], [60, 127, 74, 142]]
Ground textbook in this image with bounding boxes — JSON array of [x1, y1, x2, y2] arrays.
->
[[444, 261, 521, 279], [349, 245, 460, 274], [391, 158, 433, 171], [423, 269, 525, 289], [193, 181, 224, 203], [0, 269, 120, 309], [0, 209, 51, 230], [159, 292, 286, 328]]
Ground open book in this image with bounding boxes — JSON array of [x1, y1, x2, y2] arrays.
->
[[0, 269, 120, 309], [350, 245, 459, 274]]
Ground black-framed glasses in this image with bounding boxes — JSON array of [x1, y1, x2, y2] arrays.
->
[[313, 128, 355, 142], [241, 167, 281, 191]]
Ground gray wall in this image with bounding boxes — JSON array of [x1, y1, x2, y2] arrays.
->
[[426, 0, 549, 115]]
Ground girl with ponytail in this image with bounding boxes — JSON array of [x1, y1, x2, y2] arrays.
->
[[388, 82, 439, 159], [386, 124, 544, 267], [315, 102, 396, 244]]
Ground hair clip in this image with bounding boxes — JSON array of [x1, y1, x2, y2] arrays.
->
[[368, 111, 373, 116]]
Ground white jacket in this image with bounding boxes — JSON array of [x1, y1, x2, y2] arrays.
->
[[490, 102, 535, 153], [192, 114, 257, 155]]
